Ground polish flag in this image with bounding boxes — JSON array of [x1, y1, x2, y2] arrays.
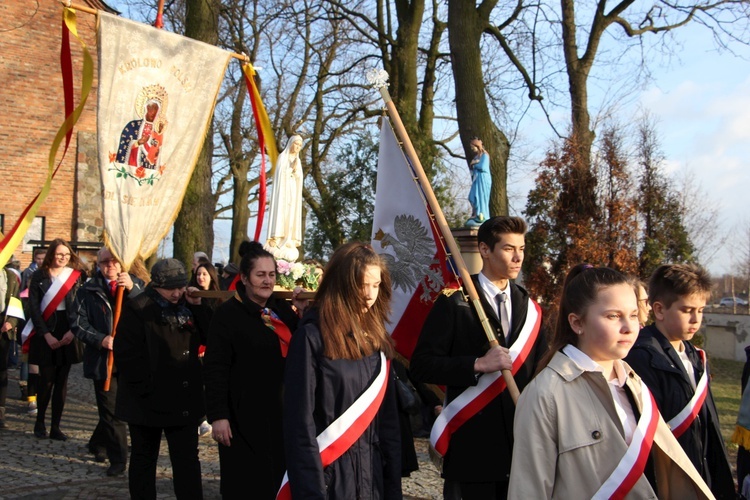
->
[[371, 120, 459, 359]]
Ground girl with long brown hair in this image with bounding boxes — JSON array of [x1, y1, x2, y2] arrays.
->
[[282, 242, 401, 499], [27, 238, 85, 440]]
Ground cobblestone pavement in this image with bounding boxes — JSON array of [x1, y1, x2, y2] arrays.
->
[[0, 366, 443, 499]]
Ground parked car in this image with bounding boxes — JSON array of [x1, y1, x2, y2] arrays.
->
[[720, 297, 749, 307]]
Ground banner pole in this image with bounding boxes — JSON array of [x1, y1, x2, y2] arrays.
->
[[367, 70, 519, 403], [103, 286, 124, 392], [62, 2, 249, 61]]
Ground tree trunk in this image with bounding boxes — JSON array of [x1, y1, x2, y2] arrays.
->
[[173, 0, 219, 266], [448, 0, 509, 216]]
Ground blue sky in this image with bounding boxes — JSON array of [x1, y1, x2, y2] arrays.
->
[[106, 4, 747, 273]]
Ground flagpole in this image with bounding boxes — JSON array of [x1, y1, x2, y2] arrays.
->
[[367, 70, 520, 403]]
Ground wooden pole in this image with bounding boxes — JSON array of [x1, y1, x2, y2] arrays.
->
[[63, 2, 249, 62], [103, 286, 124, 391], [368, 71, 520, 403]]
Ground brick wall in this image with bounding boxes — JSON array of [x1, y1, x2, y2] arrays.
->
[[0, 1, 103, 269]]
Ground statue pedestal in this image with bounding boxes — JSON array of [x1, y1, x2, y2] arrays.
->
[[451, 227, 481, 275]]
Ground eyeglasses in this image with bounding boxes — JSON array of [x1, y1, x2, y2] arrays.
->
[[55, 253, 71, 258], [99, 259, 118, 266]]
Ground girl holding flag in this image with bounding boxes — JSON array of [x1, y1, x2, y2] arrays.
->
[[508, 265, 712, 499], [26, 238, 85, 440], [281, 242, 401, 499]]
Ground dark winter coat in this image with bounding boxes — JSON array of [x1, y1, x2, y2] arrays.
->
[[409, 276, 547, 483], [27, 267, 85, 366], [70, 271, 145, 380], [625, 324, 735, 499], [203, 284, 299, 496], [113, 287, 210, 428], [283, 311, 402, 500]]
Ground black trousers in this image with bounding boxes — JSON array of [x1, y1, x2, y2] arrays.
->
[[0, 334, 10, 408], [128, 423, 202, 500], [36, 363, 71, 430], [458, 480, 509, 500], [89, 376, 128, 465]]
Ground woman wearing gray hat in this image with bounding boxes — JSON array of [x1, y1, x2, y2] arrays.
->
[[114, 258, 211, 500]]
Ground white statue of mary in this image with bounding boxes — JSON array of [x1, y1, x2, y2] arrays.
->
[[264, 135, 304, 261]]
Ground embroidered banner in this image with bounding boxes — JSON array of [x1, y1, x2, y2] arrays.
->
[[97, 13, 231, 268], [371, 120, 459, 359]]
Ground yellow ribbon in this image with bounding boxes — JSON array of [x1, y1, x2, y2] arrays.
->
[[242, 62, 279, 167], [0, 7, 93, 268]]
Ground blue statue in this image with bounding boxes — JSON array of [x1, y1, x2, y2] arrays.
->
[[466, 137, 491, 227]]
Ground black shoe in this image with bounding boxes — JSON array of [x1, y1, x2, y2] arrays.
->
[[106, 463, 126, 477], [34, 425, 48, 439], [93, 449, 107, 463], [49, 429, 68, 441]]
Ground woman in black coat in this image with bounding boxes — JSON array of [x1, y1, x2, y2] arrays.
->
[[203, 242, 304, 499], [114, 259, 211, 500], [27, 238, 86, 440], [283, 242, 401, 500]]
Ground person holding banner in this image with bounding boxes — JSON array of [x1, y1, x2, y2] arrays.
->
[[625, 264, 735, 498], [282, 242, 401, 499], [26, 239, 86, 440], [114, 259, 211, 500], [204, 242, 302, 499], [410, 216, 545, 500], [508, 265, 712, 498], [71, 247, 145, 476]]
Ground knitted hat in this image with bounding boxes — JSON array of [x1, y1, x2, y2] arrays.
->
[[150, 259, 188, 289]]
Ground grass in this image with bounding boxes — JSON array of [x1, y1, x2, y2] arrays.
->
[[711, 356, 743, 473]]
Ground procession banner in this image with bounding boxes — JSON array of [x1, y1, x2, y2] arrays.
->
[[97, 13, 231, 268], [371, 120, 459, 359]]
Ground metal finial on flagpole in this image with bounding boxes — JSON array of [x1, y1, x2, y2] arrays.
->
[[366, 68, 393, 104]]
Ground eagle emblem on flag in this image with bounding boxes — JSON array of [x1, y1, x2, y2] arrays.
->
[[374, 214, 445, 303]]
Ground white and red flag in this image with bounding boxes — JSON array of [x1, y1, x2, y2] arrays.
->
[[371, 120, 458, 359], [97, 13, 231, 269]]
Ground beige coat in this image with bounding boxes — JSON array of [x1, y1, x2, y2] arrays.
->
[[508, 351, 714, 499]]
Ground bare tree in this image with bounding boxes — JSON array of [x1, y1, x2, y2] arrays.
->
[[173, 0, 221, 265]]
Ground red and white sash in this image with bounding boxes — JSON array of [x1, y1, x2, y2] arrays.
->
[[668, 348, 708, 438], [593, 379, 660, 500], [430, 298, 542, 457], [276, 352, 390, 500], [20, 267, 80, 353]]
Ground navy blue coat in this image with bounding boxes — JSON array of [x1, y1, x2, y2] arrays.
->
[[625, 324, 735, 499], [283, 311, 402, 499]]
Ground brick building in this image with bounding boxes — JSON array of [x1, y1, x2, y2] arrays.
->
[[1, 0, 116, 269]]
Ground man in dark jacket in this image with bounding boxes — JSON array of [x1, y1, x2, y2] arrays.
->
[[410, 216, 546, 500], [114, 258, 210, 500], [625, 263, 735, 499], [71, 247, 144, 476]]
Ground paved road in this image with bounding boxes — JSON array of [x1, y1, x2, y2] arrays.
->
[[0, 365, 442, 499]]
